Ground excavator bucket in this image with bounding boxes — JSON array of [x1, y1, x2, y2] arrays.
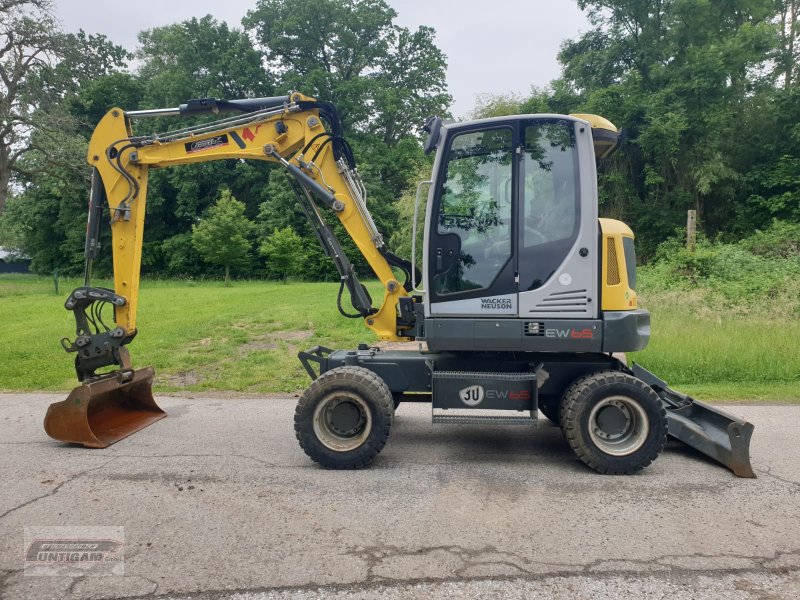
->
[[632, 364, 755, 478], [44, 367, 165, 448]]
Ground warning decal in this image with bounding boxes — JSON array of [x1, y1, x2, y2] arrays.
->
[[185, 134, 229, 154]]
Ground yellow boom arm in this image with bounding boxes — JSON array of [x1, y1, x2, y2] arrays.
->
[[85, 93, 410, 355]]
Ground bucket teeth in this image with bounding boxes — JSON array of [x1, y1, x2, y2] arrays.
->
[[44, 367, 165, 448]]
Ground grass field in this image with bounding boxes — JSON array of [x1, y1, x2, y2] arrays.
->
[[1, 274, 798, 401]]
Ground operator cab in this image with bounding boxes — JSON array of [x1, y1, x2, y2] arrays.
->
[[422, 115, 617, 321]]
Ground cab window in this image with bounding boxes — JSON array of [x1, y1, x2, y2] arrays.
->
[[435, 128, 513, 295]]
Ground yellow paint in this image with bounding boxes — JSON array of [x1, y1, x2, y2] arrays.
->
[[570, 114, 620, 159], [570, 113, 617, 133], [599, 218, 638, 311], [86, 93, 410, 341]]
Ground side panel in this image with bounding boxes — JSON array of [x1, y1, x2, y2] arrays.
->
[[599, 218, 639, 311], [517, 121, 599, 319], [429, 293, 516, 316], [424, 318, 602, 352]]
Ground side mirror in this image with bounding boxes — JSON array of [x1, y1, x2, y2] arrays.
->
[[423, 116, 442, 155]]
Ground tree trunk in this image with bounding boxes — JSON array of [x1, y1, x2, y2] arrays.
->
[[0, 146, 10, 214], [225, 265, 230, 287]]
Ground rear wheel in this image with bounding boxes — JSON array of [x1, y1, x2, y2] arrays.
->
[[295, 366, 394, 469], [559, 371, 667, 475]]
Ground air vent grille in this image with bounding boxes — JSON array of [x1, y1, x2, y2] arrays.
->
[[607, 238, 621, 285], [532, 289, 589, 313]]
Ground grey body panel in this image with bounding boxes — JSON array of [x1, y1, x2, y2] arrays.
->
[[517, 120, 599, 319], [429, 293, 516, 316], [432, 370, 538, 411], [420, 310, 648, 354], [602, 309, 650, 352], [424, 318, 602, 352]]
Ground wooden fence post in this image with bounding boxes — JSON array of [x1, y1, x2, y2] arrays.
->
[[687, 210, 697, 251]]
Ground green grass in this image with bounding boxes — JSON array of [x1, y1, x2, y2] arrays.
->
[[0, 274, 384, 394], [631, 293, 800, 402], [1, 274, 798, 401]]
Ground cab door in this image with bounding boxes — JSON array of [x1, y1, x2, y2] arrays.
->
[[516, 119, 598, 318], [426, 124, 518, 316]]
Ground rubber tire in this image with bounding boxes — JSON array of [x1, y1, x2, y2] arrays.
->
[[559, 370, 667, 475], [538, 396, 560, 425], [295, 366, 394, 469]]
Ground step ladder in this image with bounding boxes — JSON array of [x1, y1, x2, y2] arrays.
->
[[431, 368, 541, 425], [432, 409, 537, 425]]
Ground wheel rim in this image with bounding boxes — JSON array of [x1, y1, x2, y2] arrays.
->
[[587, 395, 649, 456], [312, 392, 372, 452]]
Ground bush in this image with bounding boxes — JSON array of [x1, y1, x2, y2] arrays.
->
[[640, 222, 800, 316], [738, 220, 800, 259]]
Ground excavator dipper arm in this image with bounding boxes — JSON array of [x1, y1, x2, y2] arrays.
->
[[46, 92, 414, 447], [80, 93, 412, 372]]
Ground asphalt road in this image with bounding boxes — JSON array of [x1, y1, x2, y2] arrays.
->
[[1, 393, 798, 600]]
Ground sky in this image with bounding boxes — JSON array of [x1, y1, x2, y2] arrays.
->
[[54, 0, 589, 118]]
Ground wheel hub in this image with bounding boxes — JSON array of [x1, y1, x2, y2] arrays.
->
[[327, 399, 365, 436], [594, 402, 630, 439], [587, 395, 649, 456], [312, 392, 372, 452]]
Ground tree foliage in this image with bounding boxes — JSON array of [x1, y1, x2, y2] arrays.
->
[[191, 190, 254, 285], [260, 226, 304, 283], [4, 0, 798, 284], [472, 0, 800, 258]]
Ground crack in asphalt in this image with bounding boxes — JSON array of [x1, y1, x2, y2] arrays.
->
[[84, 546, 797, 600], [756, 466, 800, 490], [6, 544, 799, 599], [108, 453, 280, 469], [0, 458, 117, 521], [65, 575, 85, 596], [112, 559, 800, 600]]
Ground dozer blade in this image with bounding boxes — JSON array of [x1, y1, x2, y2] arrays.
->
[[632, 364, 755, 478], [44, 367, 165, 448]]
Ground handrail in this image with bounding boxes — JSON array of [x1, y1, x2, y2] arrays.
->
[[412, 179, 432, 293]]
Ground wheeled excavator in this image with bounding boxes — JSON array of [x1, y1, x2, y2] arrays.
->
[[44, 92, 755, 477]]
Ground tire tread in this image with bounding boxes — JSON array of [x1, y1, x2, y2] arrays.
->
[[559, 370, 667, 475], [294, 366, 394, 470]]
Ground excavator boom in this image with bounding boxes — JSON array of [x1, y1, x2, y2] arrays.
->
[[47, 92, 413, 447]]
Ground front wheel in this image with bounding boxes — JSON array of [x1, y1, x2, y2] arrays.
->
[[295, 366, 394, 469], [559, 371, 667, 475]]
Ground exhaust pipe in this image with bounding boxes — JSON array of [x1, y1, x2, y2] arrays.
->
[[632, 364, 755, 478]]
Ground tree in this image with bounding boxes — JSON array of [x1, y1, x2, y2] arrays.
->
[[776, 0, 799, 89], [244, 0, 450, 141], [0, 0, 62, 212], [137, 15, 270, 106], [135, 16, 274, 276], [243, 0, 451, 251], [0, 20, 133, 273], [260, 226, 304, 283], [550, 0, 777, 255], [192, 190, 254, 285]]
